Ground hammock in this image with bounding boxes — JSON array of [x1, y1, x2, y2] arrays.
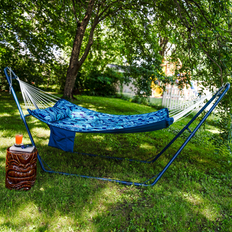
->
[[14, 70, 211, 152], [28, 99, 174, 133], [4, 67, 230, 186]]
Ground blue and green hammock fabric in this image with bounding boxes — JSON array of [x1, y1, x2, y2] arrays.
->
[[28, 99, 174, 152]]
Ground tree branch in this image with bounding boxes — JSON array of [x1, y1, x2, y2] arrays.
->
[[201, 43, 223, 84], [68, 0, 95, 69], [183, 0, 224, 84], [174, 0, 192, 31], [72, 0, 78, 23], [187, 0, 212, 26], [98, 0, 121, 21], [80, 15, 99, 65]]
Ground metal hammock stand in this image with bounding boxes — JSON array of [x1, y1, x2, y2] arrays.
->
[[4, 67, 230, 186]]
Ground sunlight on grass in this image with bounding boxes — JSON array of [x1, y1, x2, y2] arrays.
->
[[102, 186, 124, 201], [0, 103, 14, 108], [0, 216, 4, 224], [182, 192, 220, 221], [84, 104, 98, 111], [92, 135, 105, 141], [21, 105, 29, 111], [0, 113, 12, 117], [34, 130, 50, 139], [106, 146, 113, 151], [98, 107, 106, 110], [140, 143, 154, 150], [0, 138, 13, 148], [50, 213, 75, 231], [70, 186, 126, 230], [207, 129, 220, 134], [195, 158, 220, 169], [201, 206, 220, 221], [11, 202, 40, 225], [0, 93, 231, 231], [81, 184, 131, 227], [182, 192, 203, 206], [30, 128, 50, 143], [0, 161, 5, 168]]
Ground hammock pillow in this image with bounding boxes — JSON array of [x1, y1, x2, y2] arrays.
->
[[30, 107, 70, 122], [54, 99, 81, 118]]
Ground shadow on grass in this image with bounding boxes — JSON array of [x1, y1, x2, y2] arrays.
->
[[0, 92, 231, 231], [0, 155, 231, 231]]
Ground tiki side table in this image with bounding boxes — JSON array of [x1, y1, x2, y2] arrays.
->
[[5, 147, 38, 191]]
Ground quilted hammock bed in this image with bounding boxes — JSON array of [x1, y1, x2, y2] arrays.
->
[[28, 99, 174, 134], [27, 99, 174, 152]]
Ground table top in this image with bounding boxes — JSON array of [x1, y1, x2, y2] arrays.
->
[[7, 146, 37, 154]]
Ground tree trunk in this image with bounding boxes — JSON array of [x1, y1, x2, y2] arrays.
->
[[63, 63, 81, 99], [62, 26, 84, 99], [63, 0, 96, 100]]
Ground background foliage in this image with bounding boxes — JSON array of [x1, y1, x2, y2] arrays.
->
[[0, 0, 231, 142], [73, 67, 124, 96]]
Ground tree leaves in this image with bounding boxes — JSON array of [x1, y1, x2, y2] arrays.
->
[[1, 0, 231, 141]]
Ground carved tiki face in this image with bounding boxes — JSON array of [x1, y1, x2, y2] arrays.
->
[[5, 148, 37, 190]]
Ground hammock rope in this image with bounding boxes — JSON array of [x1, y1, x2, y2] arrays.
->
[[18, 79, 60, 110], [6, 66, 213, 124], [172, 93, 213, 121], [16, 76, 213, 123]]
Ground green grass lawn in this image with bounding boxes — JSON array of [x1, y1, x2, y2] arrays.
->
[[0, 92, 231, 232]]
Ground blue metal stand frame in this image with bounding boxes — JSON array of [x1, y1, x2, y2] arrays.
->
[[4, 67, 230, 186]]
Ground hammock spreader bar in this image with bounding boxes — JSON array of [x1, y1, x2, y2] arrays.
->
[[4, 67, 230, 186]]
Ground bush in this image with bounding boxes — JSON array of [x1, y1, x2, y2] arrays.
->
[[74, 67, 123, 96], [131, 95, 149, 105]]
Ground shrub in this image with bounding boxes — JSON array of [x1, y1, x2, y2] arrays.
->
[[74, 67, 124, 96]]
